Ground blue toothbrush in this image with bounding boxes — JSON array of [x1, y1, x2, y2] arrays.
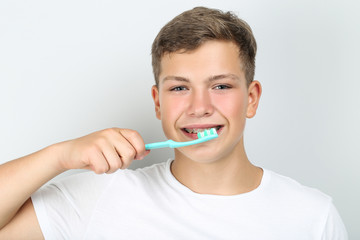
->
[[145, 128, 218, 150]]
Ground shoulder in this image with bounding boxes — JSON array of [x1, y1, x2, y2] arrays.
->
[[263, 169, 334, 228], [264, 169, 332, 204], [261, 169, 342, 237]]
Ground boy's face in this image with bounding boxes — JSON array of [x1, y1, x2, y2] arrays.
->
[[152, 40, 261, 163]]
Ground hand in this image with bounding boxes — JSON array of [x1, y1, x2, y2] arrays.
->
[[56, 128, 150, 174]]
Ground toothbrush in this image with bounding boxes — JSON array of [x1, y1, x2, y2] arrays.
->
[[145, 128, 218, 150]]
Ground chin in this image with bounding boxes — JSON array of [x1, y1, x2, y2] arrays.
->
[[175, 146, 224, 164]]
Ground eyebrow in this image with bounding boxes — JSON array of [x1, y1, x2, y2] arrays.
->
[[161, 74, 240, 83], [161, 76, 190, 83], [208, 74, 240, 82]]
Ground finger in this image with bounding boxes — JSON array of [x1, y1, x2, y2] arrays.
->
[[118, 129, 147, 160], [101, 145, 123, 174], [88, 149, 110, 174], [135, 150, 151, 160], [95, 128, 137, 170], [113, 140, 137, 170]]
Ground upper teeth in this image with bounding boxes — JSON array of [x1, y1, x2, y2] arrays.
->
[[185, 128, 211, 134], [184, 127, 221, 134]]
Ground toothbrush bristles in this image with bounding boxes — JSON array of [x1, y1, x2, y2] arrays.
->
[[197, 128, 217, 139], [198, 131, 204, 138]]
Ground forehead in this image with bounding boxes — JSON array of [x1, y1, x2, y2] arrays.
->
[[159, 40, 244, 84]]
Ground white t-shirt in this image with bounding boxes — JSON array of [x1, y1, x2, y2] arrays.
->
[[32, 159, 348, 239]]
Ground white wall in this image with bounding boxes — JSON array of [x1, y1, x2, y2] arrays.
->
[[1, 0, 359, 238]]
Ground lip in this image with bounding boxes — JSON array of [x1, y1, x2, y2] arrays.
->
[[180, 124, 224, 140]]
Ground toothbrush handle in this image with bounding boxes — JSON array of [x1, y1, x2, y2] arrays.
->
[[145, 140, 174, 150]]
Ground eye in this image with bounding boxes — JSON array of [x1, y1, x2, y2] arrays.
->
[[170, 86, 188, 91], [214, 84, 231, 90]]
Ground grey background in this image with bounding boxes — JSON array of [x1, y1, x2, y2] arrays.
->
[[1, 0, 359, 238]]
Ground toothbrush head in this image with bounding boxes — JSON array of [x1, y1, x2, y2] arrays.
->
[[197, 128, 218, 139]]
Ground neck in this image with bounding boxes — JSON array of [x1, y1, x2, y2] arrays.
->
[[171, 138, 263, 195]]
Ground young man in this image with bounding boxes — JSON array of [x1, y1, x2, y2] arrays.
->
[[0, 7, 347, 239]]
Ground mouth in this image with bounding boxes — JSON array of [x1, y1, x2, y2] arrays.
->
[[181, 125, 223, 139]]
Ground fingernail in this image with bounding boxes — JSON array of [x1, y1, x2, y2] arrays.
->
[[135, 155, 143, 160]]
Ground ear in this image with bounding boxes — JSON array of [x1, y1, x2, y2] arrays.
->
[[151, 85, 161, 120], [246, 80, 262, 118]]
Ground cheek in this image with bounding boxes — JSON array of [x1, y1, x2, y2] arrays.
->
[[160, 95, 185, 119], [159, 95, 188, 137], [213, 92, 247, 118]]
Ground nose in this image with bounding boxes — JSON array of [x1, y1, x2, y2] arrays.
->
[[187, 89, 214, 117]]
